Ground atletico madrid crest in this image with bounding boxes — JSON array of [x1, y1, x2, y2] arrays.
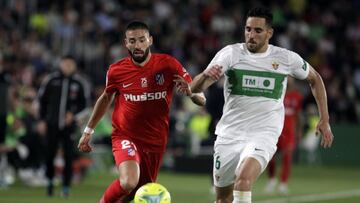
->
[[128, 149, 135, 156], [155, 73, 164, 85]]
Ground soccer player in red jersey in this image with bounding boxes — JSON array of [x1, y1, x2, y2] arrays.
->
[[77, 21, 205, 203], [265, 77, 303, 194]]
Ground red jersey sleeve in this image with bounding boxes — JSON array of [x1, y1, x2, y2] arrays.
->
[[169, 56, 192, 83], [105, 67, 117, 93]]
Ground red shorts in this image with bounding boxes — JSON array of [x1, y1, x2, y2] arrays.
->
[[111, 136, 164, 197], [277, 132, 295, 151]]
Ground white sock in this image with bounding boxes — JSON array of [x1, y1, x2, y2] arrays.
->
[[233, 191, 251, 203]]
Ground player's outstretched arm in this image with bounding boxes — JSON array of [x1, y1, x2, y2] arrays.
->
[[191, 65, 222, 93], [306, 66, 334, 148], [189, 92, 206, 106], [78, 91, 115, 153], [173, 75, 206, 106]]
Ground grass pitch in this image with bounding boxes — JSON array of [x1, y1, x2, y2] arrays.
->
[[0, 165, 359, 203]]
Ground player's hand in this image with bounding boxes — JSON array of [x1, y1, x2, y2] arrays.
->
[[78, 133, 93, 153], [204, 65, 222, 81], [316, 119, 334, 148], [173, 74, 192, 96]]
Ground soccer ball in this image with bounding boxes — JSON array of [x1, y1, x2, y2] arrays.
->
[[134, 182, 171, 203]]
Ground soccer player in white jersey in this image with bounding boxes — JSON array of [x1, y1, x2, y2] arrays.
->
[[182, 7, 333, 203]]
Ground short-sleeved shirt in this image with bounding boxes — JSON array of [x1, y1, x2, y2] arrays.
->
[[106, 54, 192, 152], [206, 43, 309, 143]]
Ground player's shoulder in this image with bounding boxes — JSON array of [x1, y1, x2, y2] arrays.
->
[[152, 53, 183, 68], [107, 57, 131, 75], [269, 45, 301, 63], [110, 57, 131, 68], [220, 43, 244, 53], [152, 53, 177, 62], [269, 44, 293, 55]]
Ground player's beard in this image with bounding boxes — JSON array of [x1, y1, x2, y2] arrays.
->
[[129, 47, 150, 63], [246, 39, 265, 53]]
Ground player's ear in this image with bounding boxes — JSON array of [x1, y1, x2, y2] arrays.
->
[[149, 35, 153, 46], [123, 31, 128, 46], [267, 28, 273, 40]]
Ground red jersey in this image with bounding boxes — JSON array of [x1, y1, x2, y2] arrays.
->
[[283, 90, 303, 135], [277, 90, 303, 149], [105, 54, 192, 152]]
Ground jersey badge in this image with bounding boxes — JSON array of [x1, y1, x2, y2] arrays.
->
[[128, 148, 136, 156], [141, 77, 148, 88], [302, 59, 307, 71], [272, 61, 279, 70], [155, 73, 165, 85]]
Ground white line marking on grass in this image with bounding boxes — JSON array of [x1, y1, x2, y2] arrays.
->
[[254, 189, 360, 203]]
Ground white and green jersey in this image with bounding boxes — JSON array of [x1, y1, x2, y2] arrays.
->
[[207, 43, 309, 142]]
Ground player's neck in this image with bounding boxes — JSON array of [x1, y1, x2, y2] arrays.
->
[[257, 44, 269, 53], [132, 53, 152, 67]]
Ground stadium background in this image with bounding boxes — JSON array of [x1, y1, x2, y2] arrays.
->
[[0, 0, 359, 202]]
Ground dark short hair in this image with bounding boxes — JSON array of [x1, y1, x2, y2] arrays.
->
[[246, 7, 273, 27], [126, 21, 150, 32]]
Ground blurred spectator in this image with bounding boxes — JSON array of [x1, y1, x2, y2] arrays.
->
[[0, 55, 14, 187], [0, 89, 26, 187], [18, 87, 47, 186], [300, 104, 321, 164], [188, 107, 211, 155], [37, 55, 91, 197], [0, 57, 12, 152]]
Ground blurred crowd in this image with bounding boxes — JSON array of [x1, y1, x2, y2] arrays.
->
[[0, 0, 360, 187]]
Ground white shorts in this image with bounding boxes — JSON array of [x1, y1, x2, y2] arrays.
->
[[213, 136, 277, 187]]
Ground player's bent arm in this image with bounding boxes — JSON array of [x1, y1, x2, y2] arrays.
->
[[78, 91, 115, 153], [190, 92, 206, 106], [190, 72, 217, 93], [306, 66, 334, 148], [86, 91, 115, 129], [306, 66, 329, 122]]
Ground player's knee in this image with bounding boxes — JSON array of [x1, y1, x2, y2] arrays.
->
[[234, 177, 251, 191], [119, 177, 138, 192]]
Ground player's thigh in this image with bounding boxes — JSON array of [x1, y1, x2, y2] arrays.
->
[[237, 138, 277, 175], [127, 151, 164, 200], [139, 151, 163, 183], [117, 160, 140, 190], [235, 157, 262, 186], [213, 142, 240, 188], [112, 137, 141, 164], [112, 137, 141, 182]]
